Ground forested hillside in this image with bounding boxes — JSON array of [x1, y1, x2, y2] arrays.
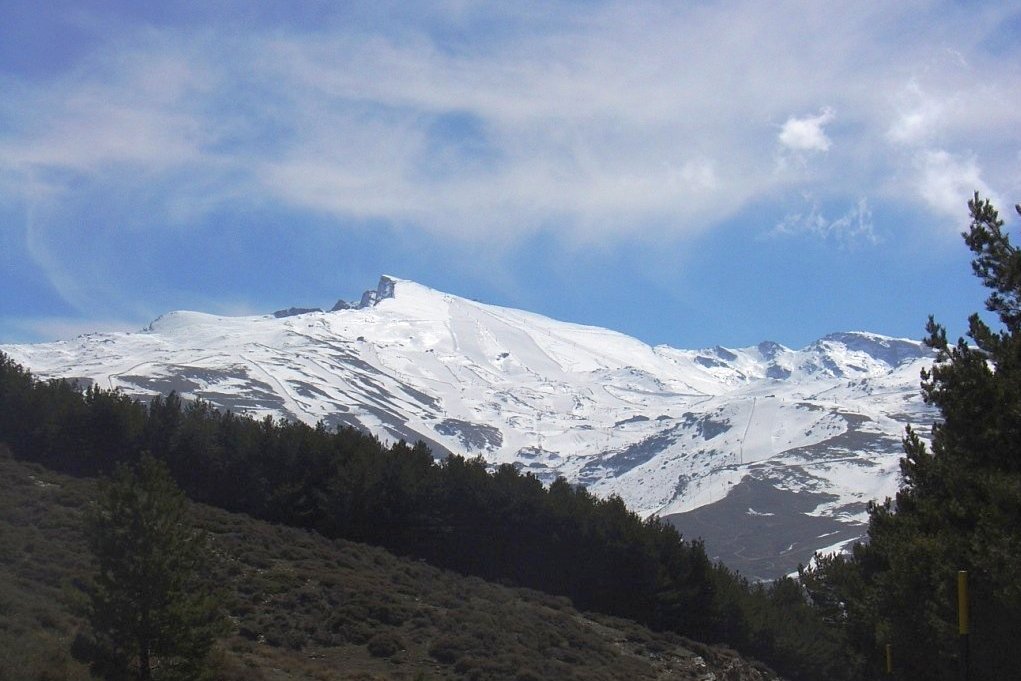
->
[[0, 449, 779, 681], [0, 352, 850, 680]]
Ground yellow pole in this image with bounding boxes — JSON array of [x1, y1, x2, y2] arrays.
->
[[957, 570, 969, 635], [957, 570, 969, 681], [885, 643, 893, 675]]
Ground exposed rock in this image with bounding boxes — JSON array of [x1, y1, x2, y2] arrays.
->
[[273, 307, 322, 318]]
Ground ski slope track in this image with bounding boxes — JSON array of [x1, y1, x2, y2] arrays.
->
[[3, 276, 937, 580]]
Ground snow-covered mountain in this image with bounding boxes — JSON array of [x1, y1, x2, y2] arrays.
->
[[1, 276, 936, 579]]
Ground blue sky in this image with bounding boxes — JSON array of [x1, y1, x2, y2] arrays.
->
[[2, 1, 1019, 350]]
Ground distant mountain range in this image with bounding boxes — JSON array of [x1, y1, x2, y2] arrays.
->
[[2, 276, 936, 579]]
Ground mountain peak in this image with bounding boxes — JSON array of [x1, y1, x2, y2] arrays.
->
[[813, 331, 931, 367], [332, 275, 400, 312]]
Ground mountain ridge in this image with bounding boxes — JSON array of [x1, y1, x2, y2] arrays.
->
[[1, 276, 936, 579]]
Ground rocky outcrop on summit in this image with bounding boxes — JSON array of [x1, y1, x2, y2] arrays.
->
[[273, 307, 323, 318], [331, 276, 398, 311]]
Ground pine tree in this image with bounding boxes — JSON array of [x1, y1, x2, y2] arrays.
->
[[83, 455, 225, 680], [805, 195, 1021, 680]]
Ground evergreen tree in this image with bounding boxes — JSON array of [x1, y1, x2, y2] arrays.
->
[[805, 195, 1021, 680], [83, 455, 225, 680]]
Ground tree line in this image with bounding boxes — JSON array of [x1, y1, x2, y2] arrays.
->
[[0, 352, 850, 680]]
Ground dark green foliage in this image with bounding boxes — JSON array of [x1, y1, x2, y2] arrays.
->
[[0, 349, 844, 678], [804, 195, 1021, 680], [83, 455, 226, 679]]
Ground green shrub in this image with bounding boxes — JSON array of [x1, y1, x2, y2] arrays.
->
[[428, 635, 473, 664], [366, 630, 404, 658]]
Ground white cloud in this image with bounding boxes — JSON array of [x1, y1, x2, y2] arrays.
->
[[1, 0, 1019, 317], [887, 81, 944, 146], [915, 149, 1000, 223], [779, 107, 836, 153], [1, 46, 214, 177], [877, 48, 1019, 225]]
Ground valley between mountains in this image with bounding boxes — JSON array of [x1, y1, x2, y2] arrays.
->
[[1, 276, 936, 579]]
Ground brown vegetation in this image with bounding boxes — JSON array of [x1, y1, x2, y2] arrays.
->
[[0, 448, 778, 680]]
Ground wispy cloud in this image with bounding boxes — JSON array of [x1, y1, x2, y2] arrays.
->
[[887, 80, 944, 147], [914, 150, 999, 224], [1, 1, 1019, 323], [881, 63, 1013, 229], [771, 196, 878, 247]]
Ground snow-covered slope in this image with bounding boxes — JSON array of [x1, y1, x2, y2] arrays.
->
[[1, 276, 936, 579]]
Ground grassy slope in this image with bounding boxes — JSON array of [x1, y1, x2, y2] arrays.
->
[[0, 450, 779, 681]]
